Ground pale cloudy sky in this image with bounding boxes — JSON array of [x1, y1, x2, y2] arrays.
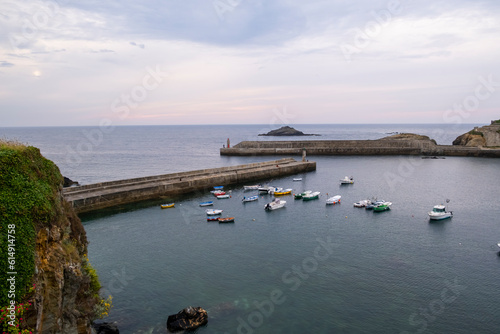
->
[[0, 0, 499, 126]]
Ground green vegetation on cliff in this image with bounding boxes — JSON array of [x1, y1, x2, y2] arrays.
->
[[0, 141, 62, 305], [0, 140, 106, 332]]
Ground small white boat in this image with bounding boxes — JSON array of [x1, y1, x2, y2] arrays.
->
[[354, 199, 371, 208], [199, 201, 214, 207], [326, 195, 341, 205], [268, 187, 283, 195], [206, 209, 223, 215], [293, 178, 302, 181], [244, 185, 261, 191], [217, 194, 230, 199], [340, 176, 354, 184], [264, 198, 286, 210], [428, 205, 453, 220], [242, 195, 258, 202], [259, 186, 274, 193]]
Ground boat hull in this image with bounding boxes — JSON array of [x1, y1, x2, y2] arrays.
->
[[160, 203, 175, 209], [428, 213, 452, 220]]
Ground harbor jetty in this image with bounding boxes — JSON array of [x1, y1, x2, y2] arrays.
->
[[63, 158, 316, 213], [220, 138, 500, 157]]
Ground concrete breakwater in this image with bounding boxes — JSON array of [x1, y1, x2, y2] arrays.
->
[[63, 158, 316, 213], [220, 140, 500, 157]]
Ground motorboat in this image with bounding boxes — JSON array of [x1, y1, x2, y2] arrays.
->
[[264, 198, 286, 210], [326, 195, 341, 205], [207, 217, 220, 221], [206, 209, 223, 215], [244, 185, 261, 191], [259, 186, 274, 193], [218, 217, 235, 223], [216, 194, 230, 199], [340, 176, 354, 184], [303, 191, 320, 201], [373, 202, 392, 212], [213, 186, 224, 190], [366, 200, 385, 210], [213, 190, 226, 197], [268, 187, 283, 195], [160, 203, 175, 209], [294, 190, 311, 199], [428, 205, 453, 220], [274, 188, 292, 196], [242, 195, 258, 202], [293, 178, 302, 181], [199, 201, 214, 207], [354, 199, 371, 208]]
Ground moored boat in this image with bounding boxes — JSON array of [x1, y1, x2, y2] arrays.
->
[[354, 199, 371, 208], [366, 200, 384, 210], [242, 195, 258, 202], [326, 195, 341, 205], [199, 201, 214, 207], [244, 185, 261, 191], [218, 217, 235, 223], [428, 205, 453, 220], [264, 198, 286, 210], [294, 190, 311, 199], [213, 186, 224, 190], [206, 209, 223, 215], [373, 202, 392, 212], [303, 191, 320, 201], [213, 190, 226, 197], [217, 194, 230, 199], [340, 176, 354, 184], [160, 203, 175, 209], [274, 188, 292, 196], [259, 186, 274, 193], [293, 178, 302, 181], [207, 217, 220, 221]]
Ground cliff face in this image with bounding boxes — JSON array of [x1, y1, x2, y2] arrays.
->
[[453, 121, 500, 147], [0, 141, 99, 333]]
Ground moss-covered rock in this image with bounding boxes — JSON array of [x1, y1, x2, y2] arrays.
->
[[0, 141, 101, 333]]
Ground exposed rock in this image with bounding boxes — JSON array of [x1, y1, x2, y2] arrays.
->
[[379, 133, 435, 142], [166, 306, 208, 332], [64, 176, 80, 187], [259, 126, 319, 136], [453, 121, 500, 147], [93, 322, 120, 334], [0, 141, 100, 333], [452, 132, 486, 147]]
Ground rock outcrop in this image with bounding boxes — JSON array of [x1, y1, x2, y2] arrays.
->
[[379, 133, 437, 143], [166, 306, 208, 332], [453, 120, 500, 147], [259, 126, 319, 136], [0, 141, 100, 333]]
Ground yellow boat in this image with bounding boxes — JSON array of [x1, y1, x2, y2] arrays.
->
[[160, 203, 175, 209], [274, 188, 292, 196]]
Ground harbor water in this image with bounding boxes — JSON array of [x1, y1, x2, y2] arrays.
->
[[2, 124, 500, 333]]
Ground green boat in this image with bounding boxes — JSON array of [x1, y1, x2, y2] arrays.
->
[[373, 201, 392, 212], [294, 190, 311, 199], [302, 191, 320, 201]]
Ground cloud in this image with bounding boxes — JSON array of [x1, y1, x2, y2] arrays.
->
[[129, 41, 145, 49], [0, 61, 14, 67]]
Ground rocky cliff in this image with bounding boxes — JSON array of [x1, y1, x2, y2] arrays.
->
[[0, 141, 101, 333], [453, 120, 500, 147]]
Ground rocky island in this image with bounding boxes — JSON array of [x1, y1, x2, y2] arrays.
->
[[453, 120, 500, 147], [259, 126, 320, 136]]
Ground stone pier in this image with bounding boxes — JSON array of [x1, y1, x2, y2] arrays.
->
[[63, 158, 316, 213]]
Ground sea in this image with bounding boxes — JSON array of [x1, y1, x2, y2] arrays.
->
[[1, 124, 500, 334]]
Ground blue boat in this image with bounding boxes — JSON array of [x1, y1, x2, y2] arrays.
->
[[199, 201, 214, 207], [242, 195, 258, 203], [213, 186, 224, 190]]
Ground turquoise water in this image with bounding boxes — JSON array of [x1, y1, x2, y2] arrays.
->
[[2, 124, 499, 333], [82, 155, 500, 334]]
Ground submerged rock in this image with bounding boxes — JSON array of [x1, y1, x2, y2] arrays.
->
[[166, 306, 208, 332], [93, 322, 120, 334], [258, 126, 319, 136]]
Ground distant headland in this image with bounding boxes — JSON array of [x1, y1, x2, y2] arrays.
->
[[258, 126, 320, 136]]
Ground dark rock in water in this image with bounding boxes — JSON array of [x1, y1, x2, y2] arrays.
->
[[259, 126, 319, 136], [93, 322, 120, 334], [166, 306, 208, 332], [63, 176, 79, 187]]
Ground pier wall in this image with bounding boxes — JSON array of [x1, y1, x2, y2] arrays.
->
[[63, 158, 316, 213], [220, 140, 500, 157]]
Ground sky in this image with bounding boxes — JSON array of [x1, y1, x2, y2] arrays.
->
[[0, 0, 499, 126]]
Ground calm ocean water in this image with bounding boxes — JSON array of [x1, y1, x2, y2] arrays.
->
[[2, 124, 500, 333]]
